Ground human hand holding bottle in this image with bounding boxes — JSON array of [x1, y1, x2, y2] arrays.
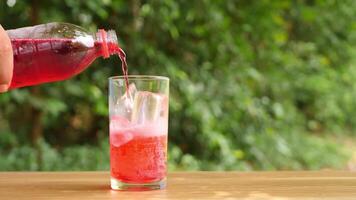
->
[[0, 24, 13, 93]]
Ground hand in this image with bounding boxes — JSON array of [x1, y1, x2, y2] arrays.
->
[[0, 24, 13, 93]]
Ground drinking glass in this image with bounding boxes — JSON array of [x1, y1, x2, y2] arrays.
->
[[108, 75, 169, 190]]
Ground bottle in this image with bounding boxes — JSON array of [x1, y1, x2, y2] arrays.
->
[[6, 22, 120, 89]]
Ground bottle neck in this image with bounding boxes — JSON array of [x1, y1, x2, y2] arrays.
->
[[96, 29, 119, 58]]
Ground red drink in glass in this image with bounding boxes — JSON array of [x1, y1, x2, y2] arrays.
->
[[108, 77, 169, 191], [110, 116, 167, 183]]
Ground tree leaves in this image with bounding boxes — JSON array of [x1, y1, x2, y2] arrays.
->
[[0, 0, 355, 170]]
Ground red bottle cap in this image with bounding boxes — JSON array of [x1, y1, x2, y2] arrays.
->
[[99, 29, 110, 58]]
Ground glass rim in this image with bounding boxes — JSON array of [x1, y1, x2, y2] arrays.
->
[[109, 75, 169, 81]]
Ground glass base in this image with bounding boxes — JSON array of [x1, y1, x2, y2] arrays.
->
[[110, 177, 167, 191]]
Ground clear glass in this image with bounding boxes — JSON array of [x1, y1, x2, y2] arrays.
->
[[108, 75, 169, 191]]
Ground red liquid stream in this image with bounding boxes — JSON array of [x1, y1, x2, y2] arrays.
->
[[117, 48, 129, 90], [9, 38, 129, 90]]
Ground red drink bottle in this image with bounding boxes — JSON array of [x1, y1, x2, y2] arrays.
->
[[6, 22, 122, 89]]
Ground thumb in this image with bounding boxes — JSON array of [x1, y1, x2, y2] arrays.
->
[[0, 24, 13, 93]]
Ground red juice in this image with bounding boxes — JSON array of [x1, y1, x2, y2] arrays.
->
[[110, 135, 167, 183], [110, 116, 168, 183], [9, 38, 129, 89]]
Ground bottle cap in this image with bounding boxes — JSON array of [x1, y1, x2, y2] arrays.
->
[[99, 29, 110, 58]]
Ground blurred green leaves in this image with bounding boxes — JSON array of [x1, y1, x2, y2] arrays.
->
[[0, 0, 355, 171]]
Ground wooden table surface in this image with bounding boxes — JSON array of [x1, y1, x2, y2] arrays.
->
[[0, 171, 355, 200]]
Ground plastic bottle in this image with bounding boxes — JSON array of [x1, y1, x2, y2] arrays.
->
[[6, 22, 122, 89]]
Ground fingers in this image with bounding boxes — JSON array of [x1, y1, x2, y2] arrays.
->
[[0, 24, 13, 93]]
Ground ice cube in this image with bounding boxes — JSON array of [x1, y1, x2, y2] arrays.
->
[[131, 91, 164, 124], [110, 132, 133, 147], [110, 116, 133, 147], [113, 83, 137, 119]]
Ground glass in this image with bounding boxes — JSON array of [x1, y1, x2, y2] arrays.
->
[[108, 75, 169, 190]]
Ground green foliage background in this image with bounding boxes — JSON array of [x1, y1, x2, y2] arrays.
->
[[0, 0, 355, 171]]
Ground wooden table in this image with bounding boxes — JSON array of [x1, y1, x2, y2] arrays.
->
[[0, 171, 355, 200]]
